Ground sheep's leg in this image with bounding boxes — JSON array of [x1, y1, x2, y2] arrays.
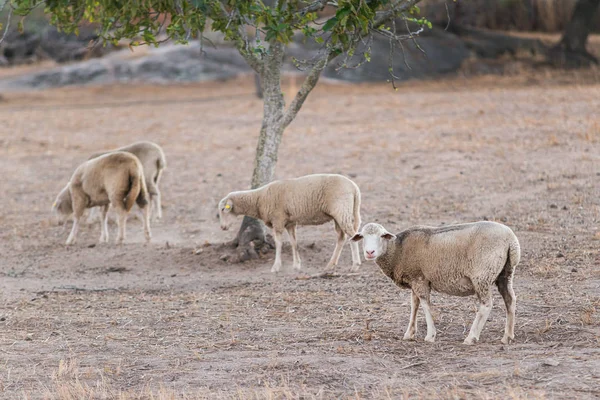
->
[[271, 229, 284, 273], [403, 290, 420, 340], [350, 240, 361, 271], [116, 210, 128, 244], [66, 190, 86, 246], [464, 290, 493, 345], [326, 223, 346, 270], [286, 224, 301, 270], [87, 207, 99, 224], [141, 204, 152, 243], [153, 190, 162, 220], [413, 282, 436, 342], [497, 276, 516, 344], [99, 205, 110, 243], [420, 298, 436, 343], [153, 170, 163, 221], [66, 217, 81, 246]]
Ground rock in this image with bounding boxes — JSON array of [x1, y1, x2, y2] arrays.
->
[[0, 42, 249, 90], [322, 27, 470, 82], [1, 31, 42, 65], [1, 25, 109, 66]]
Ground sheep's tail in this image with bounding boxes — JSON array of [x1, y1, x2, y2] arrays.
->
[[352, 188, 361, 234], [124, 167, 147, 212], [157, 151, 167, 171], [501, 236, 521, 279], [136, 172, 150, 209], [124, 172, 141, 212]]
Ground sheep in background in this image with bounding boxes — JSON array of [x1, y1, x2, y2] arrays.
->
[[89, 141, 166, 220], [52, 152, 151, 245], [218, 174, 362, 273], [352, 221, 520, 345]]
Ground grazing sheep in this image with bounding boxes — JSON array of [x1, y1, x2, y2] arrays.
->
[[218, 174, 362, 273], [351, 221, 520, 345], [52, 152, 152, 245], [89, 141, 166, 220]]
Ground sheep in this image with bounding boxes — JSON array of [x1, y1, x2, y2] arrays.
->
[[351, 221, 520, 345], [218, 174, 362, 273], [88, 141, 166, 220], [52, 151, 152, 245]]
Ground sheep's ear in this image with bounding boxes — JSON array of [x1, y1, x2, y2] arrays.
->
[[350, 233, 363, 242], [381, 232, 396, 241], [223, 199, 233, 212]]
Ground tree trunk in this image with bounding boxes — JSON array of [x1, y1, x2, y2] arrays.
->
[[548, 0, 600, 67], [233, 42, 286, 262]]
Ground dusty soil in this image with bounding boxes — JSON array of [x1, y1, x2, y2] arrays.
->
[[0, 72, 599, 399]]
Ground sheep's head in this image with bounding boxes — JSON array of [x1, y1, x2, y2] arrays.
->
[[217, 195, 236, 231], [351, 223, 396, 260], [52, 184, 73, 218]]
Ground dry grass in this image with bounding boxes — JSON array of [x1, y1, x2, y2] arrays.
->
[[1, 74, 599, 398]]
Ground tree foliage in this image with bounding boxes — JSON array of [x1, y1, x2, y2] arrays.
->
[[5, 0, 427, 74]]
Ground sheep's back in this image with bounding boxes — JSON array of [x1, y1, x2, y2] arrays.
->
[[76, 152, 140, 205], [399, 222, 515, 296], [264, 174, 357, 226]]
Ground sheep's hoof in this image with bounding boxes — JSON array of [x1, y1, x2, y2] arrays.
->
[[501, 336, 513, 345], [325, 262, 336, 270], [463, 337, 477, 345], [293, 263, 302, 270], [351, 263, 361, 272], [402, 333, 415, 341], [424, 335, 436, 343], [271, 263, 282, 273]]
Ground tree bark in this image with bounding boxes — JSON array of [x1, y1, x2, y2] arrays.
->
[[548, 0, 600, 67], [233, 42, 286, 262]]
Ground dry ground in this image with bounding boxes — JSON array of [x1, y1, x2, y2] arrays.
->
[[0, 71, 599, 399]]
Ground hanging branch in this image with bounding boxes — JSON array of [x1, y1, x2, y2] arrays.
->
[[0, 6, 13, 46]]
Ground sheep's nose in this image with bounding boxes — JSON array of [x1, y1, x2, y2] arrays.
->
[[366, 250, 375, 256]]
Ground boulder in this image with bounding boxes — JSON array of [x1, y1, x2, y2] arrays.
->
[[322, 27, 470, 82]]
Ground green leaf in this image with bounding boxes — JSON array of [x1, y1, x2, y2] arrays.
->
[[336, 7, 352, 21], [322, 16, 338, 32]]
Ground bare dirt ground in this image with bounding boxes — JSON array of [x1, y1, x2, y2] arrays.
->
[[0, 70, 599, 399]]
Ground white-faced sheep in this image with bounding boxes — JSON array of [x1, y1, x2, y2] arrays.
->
[[218, 174, 362, 273], [52, 152, 152, 245], [351, 221, 520, 345], [88, 141, 166, 220]]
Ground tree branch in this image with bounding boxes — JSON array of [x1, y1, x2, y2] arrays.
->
[[0, 6, 13, 46], [373, 0, 421, 28], [281, 52, 332, 129], [217, 2, 264, 73], [295, 0, 329, 17], [281, 0, 424, 128]]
